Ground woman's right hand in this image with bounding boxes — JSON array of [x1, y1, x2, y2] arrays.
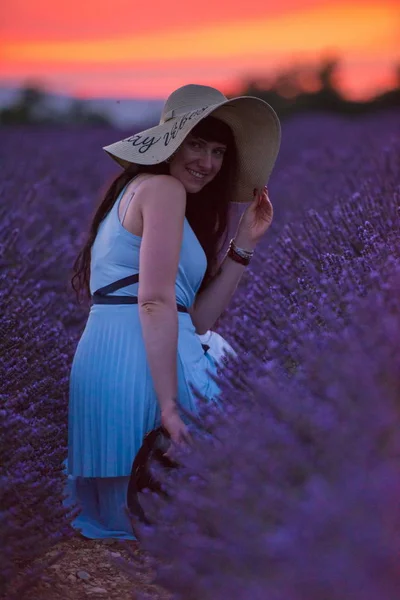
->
[[161, 403, 192, 447]]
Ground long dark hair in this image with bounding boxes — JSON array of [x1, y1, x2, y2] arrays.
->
[[71, 116, 237, 303]]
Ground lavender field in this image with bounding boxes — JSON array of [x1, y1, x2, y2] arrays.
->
[[1, 110, 400, 599]]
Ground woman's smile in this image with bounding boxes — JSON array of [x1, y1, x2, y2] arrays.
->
[[169, 134, 227, 192], [186, 168, 207, 180]]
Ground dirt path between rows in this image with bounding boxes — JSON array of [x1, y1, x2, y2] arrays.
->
[[7, 534, 171, 600]]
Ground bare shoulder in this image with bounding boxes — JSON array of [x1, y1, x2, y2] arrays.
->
[[137, 174, 186, 197], [133, 175, 186, 222]]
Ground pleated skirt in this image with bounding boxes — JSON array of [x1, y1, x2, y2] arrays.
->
[[64, 304, 223, 539]]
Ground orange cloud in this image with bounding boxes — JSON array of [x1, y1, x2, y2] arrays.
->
[[0, 0, 340, 41], [0, 1, 398, 100], [4, 2, 398, 63]]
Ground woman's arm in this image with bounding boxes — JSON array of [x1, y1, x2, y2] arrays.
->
[[189, 231, 256, 335], [136, 175, 187, 414]]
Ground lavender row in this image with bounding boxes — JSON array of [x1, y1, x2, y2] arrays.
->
[[138, 265, 400, 600], [129, 116, 400, 598]]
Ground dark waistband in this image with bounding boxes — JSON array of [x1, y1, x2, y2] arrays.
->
[[92, 281, 208, 352], [92, 293, 188, 314]]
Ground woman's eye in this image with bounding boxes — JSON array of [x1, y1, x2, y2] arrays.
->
[[190, 140, 201, 148]]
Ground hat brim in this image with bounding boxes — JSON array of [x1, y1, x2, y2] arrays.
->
[[103, 96, 281, 204]]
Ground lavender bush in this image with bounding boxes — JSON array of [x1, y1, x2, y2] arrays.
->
[[0, 111, 399, 597], [130, 117, 400, 598], [136, 274, 400, 600], [0, 261, 79, 595]]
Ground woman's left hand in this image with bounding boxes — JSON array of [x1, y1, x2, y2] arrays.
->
[[236, 186, 274, 246]]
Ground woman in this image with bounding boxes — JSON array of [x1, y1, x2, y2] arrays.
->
[[64, 83, 281, 540]]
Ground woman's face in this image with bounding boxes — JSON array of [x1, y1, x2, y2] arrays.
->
[[168, 134, 227, 193]]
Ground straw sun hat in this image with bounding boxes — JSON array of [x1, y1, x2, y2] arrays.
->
[[103, 84, 281, 204]]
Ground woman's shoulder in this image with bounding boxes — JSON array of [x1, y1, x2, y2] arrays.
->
[[130, 174, 186, 213], [134, 173, 185, 194], [126, 173, 186, 223]]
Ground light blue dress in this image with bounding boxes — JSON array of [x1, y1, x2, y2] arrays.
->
[[63, 180, 232, 540]]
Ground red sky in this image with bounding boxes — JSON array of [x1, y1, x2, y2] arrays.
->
[[1, 0, 399, 100]]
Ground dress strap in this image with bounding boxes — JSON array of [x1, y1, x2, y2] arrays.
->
[[120, 174, 141, 226], [94, 274, 140, 296], [92, 274, 189, 315], [120, 190, 135, 226], [92, 269, 192, 319]]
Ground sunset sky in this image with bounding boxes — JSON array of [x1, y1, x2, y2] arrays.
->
[[1, 0, 399, 101]]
